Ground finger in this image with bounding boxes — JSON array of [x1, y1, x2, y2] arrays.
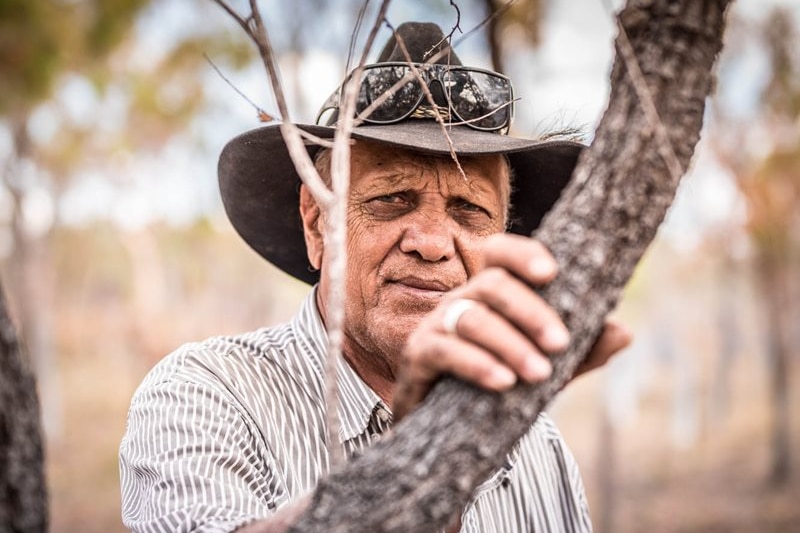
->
[[574, 319, 633, 379], [454, 267, 570, 354], [481, 234, 558, 286], [442, 300, 552, 383], [404, 330, 520, 393]]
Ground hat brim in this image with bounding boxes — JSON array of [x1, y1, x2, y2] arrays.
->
[[218, 121, 583, 284]]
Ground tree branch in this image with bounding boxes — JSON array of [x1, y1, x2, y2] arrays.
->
[[209, 0, 253, 37], [323, 0, 392, 469], [0, 281, 47, 532], [288, 0, 733, 531]]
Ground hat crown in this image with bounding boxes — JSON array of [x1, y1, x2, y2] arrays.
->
[[376, 22, 462, 65]]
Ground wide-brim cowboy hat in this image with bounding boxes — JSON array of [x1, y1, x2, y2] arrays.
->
[[218, 22, 583, 285]]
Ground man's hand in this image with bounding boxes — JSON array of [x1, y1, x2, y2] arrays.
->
[[393, 234, 631, 422]]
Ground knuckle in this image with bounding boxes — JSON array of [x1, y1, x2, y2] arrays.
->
[[527, 237, 550, 257], [402, 337, 424, 363], [471, 267, 519, 314], [456, 303, 485, 333], [482, 233, 508, 259], [473, 365, 493, 383], [527, 322, 548, 343], [473, 267, 509, 294], [406, 335, 444, 364]]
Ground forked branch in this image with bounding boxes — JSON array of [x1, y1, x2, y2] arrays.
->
[[289, 0, 733, 531], [209, 0, 392, 470]]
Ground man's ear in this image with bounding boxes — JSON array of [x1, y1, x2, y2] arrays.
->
[[299, 184, 324, 270]]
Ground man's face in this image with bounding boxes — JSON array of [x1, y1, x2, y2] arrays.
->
[[305, 140, 509, 373]]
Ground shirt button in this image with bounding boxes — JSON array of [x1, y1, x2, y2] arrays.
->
[[376, 407, 390, 423]]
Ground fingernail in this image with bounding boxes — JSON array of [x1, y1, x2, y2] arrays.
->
[[544, 327, 570, 352], [524, 356, 552, 382], [528, 257, 555, 279], [492, 367, 517, 389]]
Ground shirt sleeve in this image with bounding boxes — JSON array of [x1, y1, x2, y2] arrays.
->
[[119, 355, 280, 533]]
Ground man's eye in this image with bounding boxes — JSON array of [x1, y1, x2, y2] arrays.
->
[[454, 199, 487, 214], [362, 193, 413, 218], [372, 194, 404, 203]]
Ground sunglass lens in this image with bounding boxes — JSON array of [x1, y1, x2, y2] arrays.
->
[[444, 70, 511, 130], [356, 66, 421, 122]]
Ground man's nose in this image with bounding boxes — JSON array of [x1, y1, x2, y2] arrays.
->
[[398, 209, 456, 262]]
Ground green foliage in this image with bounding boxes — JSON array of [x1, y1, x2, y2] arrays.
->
[[762, 8, 800, 120], [85, 0, 151, 59], [744, 146, 800, 255], [0, 0, 65, 112], [1, 0, 255, 188], [740, 8, 800, 257], [498, 0, 544, 46], [0, 0, 155, 113]]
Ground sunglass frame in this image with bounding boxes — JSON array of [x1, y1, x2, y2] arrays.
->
[[316, 61, 515, 133]]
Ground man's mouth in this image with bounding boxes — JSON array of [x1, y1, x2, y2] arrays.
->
[[388, 276, 454, 293]]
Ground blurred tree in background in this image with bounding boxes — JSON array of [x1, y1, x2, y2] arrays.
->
[[711, 6, 800, 487], [477, 0, 543, 73], [0, 0, 252, 438]]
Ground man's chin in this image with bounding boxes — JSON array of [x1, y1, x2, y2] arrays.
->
[[380, 282, 446, 314], [385, 295, 440, 318], [371, 297, 436, 337]]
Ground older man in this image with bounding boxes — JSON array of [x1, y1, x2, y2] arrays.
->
[[120, 22, 629, 533]]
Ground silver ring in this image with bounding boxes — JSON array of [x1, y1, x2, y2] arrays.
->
[[441, 298, 477, 336]]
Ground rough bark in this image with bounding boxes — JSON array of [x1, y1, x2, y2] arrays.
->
[[0, 281, 47, 533], [290, 0, 732, 531]]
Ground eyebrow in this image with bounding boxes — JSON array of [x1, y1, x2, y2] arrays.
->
[[366, 172, 415, 188], [362, 173, 496, 201]]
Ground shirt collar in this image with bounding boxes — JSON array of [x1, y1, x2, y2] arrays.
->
[[291, 286, 385, 443]]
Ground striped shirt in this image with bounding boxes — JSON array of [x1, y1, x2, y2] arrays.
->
[[119, 288, 592, 532]]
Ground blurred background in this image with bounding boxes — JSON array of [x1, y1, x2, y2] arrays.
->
[[1, 0, 798, 531]]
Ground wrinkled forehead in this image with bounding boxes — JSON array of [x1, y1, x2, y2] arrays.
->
[[349, 140, 510, 197]]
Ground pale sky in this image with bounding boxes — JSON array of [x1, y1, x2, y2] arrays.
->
[[21, 0, 800, 246]]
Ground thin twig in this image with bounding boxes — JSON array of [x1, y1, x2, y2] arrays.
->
[[246, 0, 352, 466], [425, 0, 464, 59], [450, 0, 463, 34], [387, 21, 467, 180], [209, 0, 331, 202], [297, 129, 338, 149], [321, 0, 393, 469], [211, 0, 344, 461], [350, 44, 452, 127], [209, 0, 251, 33], [345, 0, 372, 75], [251, 0, 334, 203], [204, 53, 275, 122], [452, 0, 517, 48]]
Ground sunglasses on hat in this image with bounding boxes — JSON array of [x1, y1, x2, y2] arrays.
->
[[316, 62, 515, 133]]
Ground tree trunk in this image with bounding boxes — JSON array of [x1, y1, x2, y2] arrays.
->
[[759, 251, 792, 486], [483, 0, 505, 74], [290, 0, 732, 531], [595, 407, 617, 533], [0, 280, 48, 532], [711, 250, 739, 424]]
